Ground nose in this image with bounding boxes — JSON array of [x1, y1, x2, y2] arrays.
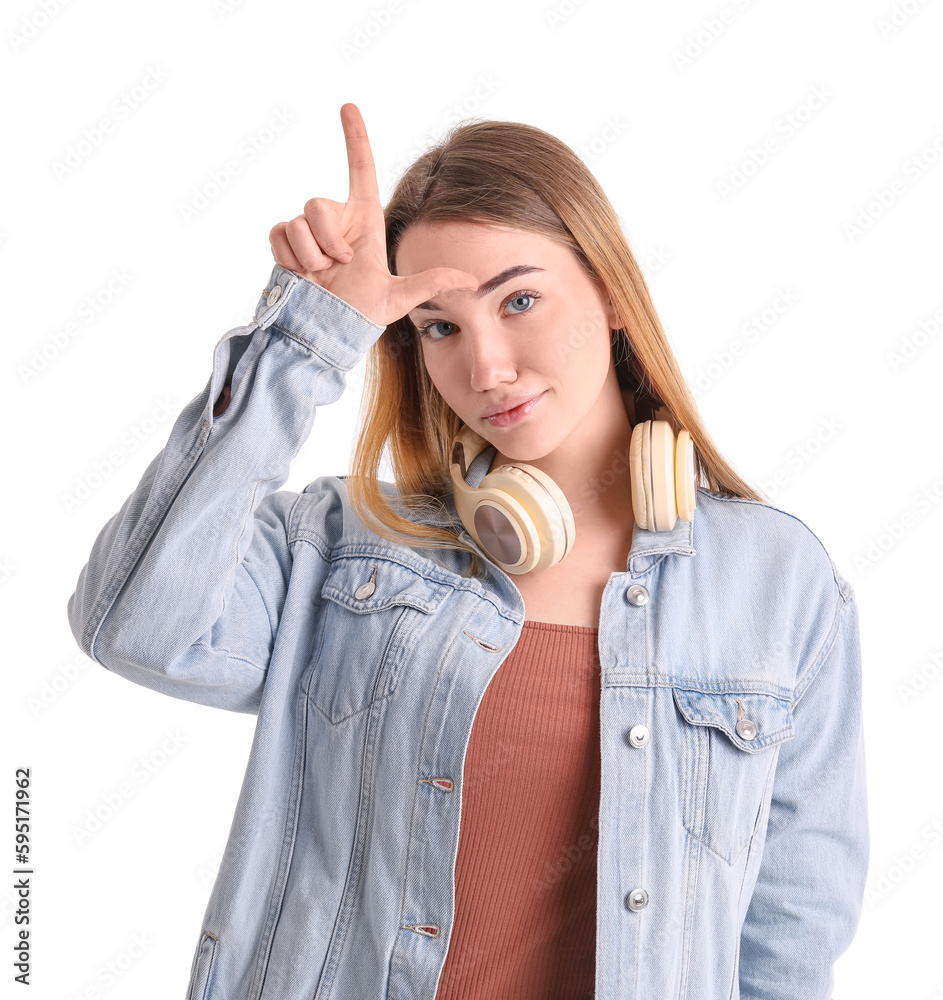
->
[[465, 324, 519, 393]]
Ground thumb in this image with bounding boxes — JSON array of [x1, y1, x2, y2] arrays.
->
[[393, 268, 480, 317]]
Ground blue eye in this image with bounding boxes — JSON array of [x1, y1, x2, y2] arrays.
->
[[417, 291, 541, 341]]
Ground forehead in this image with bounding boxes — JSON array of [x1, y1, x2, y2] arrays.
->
[[395, 221, 563, 267]]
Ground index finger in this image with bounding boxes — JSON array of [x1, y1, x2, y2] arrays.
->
[[340, 103, 381, 205]]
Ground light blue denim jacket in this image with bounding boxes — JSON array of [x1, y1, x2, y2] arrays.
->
[[67, 264, 868, 1000]]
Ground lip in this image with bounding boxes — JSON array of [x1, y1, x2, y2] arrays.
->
[[483, 390, 546, 427], [481, 391, 545, 419]]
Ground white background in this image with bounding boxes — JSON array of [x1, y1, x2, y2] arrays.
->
[[3, 0, 942, 997]]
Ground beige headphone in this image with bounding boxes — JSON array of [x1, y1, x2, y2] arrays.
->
[[450, 409, 698, 576]]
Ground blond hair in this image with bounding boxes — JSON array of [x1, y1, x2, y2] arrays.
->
[[347, 117, 765, 579]]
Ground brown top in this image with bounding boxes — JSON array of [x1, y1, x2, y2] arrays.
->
[[435, 619, 602, 1000]]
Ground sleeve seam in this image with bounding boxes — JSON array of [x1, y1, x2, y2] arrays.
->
[[793, 588, 852, 707]]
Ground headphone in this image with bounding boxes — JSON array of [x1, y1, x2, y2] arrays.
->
[[449, 404, 698, 576]]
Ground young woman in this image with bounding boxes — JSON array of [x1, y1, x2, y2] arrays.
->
[[67, 103, 868, 1000]]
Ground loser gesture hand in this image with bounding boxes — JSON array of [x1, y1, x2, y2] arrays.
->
[[269, 103, 479, 327]]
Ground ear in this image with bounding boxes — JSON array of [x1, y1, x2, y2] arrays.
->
[[593, 277, 624, 331]]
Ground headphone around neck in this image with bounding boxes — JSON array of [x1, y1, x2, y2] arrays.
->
[[449, 407, 697, 576]]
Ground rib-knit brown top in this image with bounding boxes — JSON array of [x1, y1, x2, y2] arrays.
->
[[434, 619, 601, 1000]]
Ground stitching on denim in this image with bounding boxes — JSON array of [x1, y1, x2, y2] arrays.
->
[[87, 420, 210, 660], [704, 491, 849, 596], [285, 533, 331, 563], [312, 661, 386, 994], [250, 645, 310, 1000], [682, 822, 747, 866], [240, 559, 278, 649], [793, 589, 851, 706], [269, 324, 358, 371], [604, 675, 794, 700], [398, 620, 484, 965]]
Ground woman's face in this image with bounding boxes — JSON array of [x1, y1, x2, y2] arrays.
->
[[395, 221, 622, 463]]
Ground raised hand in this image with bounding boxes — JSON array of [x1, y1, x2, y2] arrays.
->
[[269, 103, 479, 327]]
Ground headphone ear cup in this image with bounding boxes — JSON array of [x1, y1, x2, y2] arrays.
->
[[675, 429, 697, 521], [648, 421, 678, 532], [630, 420, 698, 532], [479, 463, 575, 573], [630, 420, 654, 530]]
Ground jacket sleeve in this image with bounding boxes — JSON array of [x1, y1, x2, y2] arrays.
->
[[66, 264, 385, 714], [738, 581, 869, 998]]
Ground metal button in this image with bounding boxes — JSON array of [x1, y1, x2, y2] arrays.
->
[[626, 888, 649, 911], [628, 725, 650, 748], [736, 718, 758, 741], [354, 564, 378, 600], [735, 699, 758, 741], [626, 584, 649, 606], [266, 284, 282, 306]]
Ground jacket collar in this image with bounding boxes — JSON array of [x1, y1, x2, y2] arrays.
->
[[405, 442, 696, 570]]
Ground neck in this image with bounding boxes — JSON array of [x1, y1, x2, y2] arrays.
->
[[490, 371, 634, 535]]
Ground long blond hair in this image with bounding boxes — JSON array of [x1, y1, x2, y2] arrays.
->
[[347, 117, 764, 579]]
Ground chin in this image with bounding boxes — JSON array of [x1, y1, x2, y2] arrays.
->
[[489, 428, 561, 464]]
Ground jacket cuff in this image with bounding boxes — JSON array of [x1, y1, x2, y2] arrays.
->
[[250, 264, 386, 371]]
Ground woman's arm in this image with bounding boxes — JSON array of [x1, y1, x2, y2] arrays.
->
[[66, 265, 384, 713], [738, 584, 869, 997]]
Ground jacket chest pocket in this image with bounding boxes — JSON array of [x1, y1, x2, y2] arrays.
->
[[672, 687, 795, 865], [302, 555, 450, 725]]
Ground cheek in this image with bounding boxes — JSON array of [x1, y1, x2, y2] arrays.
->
[[549, 325, 612, 384], [421, 352, 464, 406]]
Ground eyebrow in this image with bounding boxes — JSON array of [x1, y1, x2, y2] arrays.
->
[[412, 264, 545, 312]]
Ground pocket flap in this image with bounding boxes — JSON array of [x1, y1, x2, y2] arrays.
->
[[672, 688, 794, 753], [321, 555, 450, 614]]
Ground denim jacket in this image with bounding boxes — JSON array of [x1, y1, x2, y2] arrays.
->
[[67, 264, 868, 1000]]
